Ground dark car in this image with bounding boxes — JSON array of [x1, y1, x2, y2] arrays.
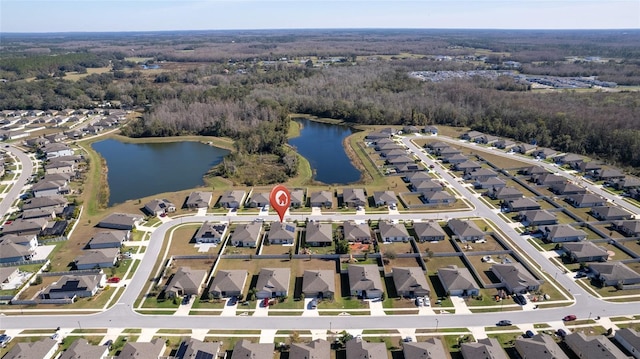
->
[[513, 294, 527, 305], [227, 296, 237, 306], [556, 329, 567, 338], [104, 339, 113, 348], [524, 330, 534, 338], [496, 320, 512, 326], [182, 294, 191, 305], [563, 315, 577, 322]]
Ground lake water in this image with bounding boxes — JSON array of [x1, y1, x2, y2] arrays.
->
[[92, 139, 229, 206], [288, 119, 361, 184]]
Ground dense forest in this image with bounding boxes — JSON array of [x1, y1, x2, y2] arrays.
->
[[1, 30, 640, 174]]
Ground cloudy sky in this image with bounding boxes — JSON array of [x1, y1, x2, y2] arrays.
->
[[1, 0, 639, 33]]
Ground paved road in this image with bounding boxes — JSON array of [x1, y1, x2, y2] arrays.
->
[[0, 145, 35, 218], [2, 137, 640, 331]]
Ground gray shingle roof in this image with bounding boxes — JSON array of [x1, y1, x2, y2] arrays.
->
[[403, 338, 447, 359], [438, 265, 478, 293], [348, 265, 383, 293], [302, 270, 335, 296], [515, 334, 569, 359], [210, 270, 247, 296], [305, 222, 333, 244], [378, 221, 409, 239], [392, 267, 430, 295]]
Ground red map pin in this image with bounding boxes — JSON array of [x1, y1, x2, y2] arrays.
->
[[269, 184, 291, 223]]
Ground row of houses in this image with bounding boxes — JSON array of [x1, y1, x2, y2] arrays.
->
[[8, 327, 640, 359]]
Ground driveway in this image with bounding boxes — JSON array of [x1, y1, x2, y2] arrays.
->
[[450, 296, 472, 314], [368, 299, 385, 316], [302, 298, 319, 317], [220, 298, 238, 317]]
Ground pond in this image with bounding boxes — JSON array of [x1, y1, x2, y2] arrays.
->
[[92, 139, 229, 206], [288, 118, 361, 184]]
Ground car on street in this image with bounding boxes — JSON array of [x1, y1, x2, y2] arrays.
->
[[0, 334, 12, 348], [513, 294, 527, 305], [563, 315, 577, 322], [524, 330, 534, 338], [496, 320, 512, 326]]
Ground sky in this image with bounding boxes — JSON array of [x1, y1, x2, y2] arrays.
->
[[1, 0, 639, 33]]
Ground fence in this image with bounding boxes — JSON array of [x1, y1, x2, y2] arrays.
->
[[0, 259, 47, 267], [39, 236, 68, 244]]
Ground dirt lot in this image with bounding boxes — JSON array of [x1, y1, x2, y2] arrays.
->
[[415, 239, 458, 254]]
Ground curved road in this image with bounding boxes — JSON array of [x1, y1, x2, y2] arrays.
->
[[0, 145, 35, 218], [2, 137, 640, 331]]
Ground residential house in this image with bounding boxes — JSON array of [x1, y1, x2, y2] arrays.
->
[[454, 160, 482, 172], [437, 265, 480, 296], [1, 234, 38, 251], [461, 338, 508, 359], [143, 198, 176, 216], [555, 153, 584, 167], [507, 198, 540, 212], [304, 222, 333, 247], [565, 332, 627, 359], [373, 191, 397, 207], [230, 222, 262, 247], [366, 131, 391, 141], [309, 190, 333, 208], [542, 224, 587, 243], [74, 248, 119, 270], [426, 141, 449, 152], [493, 139, 515, 150], [392, 267, 430, 298], [518, 210, 557, 226], [412, 179, 442, 193], [378, 221, 410, 242], [464, 168, 497, 181], [25, 137, 50, 148], [550, 181, 587, 195], [175, 338, 223, 359], [346, 337, 387, 359], [44, 161, 75, 175], [22, 195, 68, 213], [2, 218, 47, 236], [348, 264, 384, 299], [0, 266, 20, 288], [515, 143, 537, 154], [424, 125, 438, 135], [218, 190, 245, 209], [194, 222, 228, 244], [402, 125, 419, 134], [475, 134, 499, 145], [255, 268, 290, 298], [441, 153, 468, 164], [381, 148, 406, 158], [396, 162, 419, 173], [611, 176, 640, 191], [343, 221, 373, 243], [302, 270, 335, 299], [87, 231, 129, 249], [290, 189, 305, 208], [447, 219, 484, 242], [230, 340, 273, 359], [404, 171, 431, 183], [491, 263, 542, 294], [42, 142, 73, 159], [0, 239, 33, 263], [533, 147, 558, 160], [533, 173, 565, 186], [461, 130, 484, 141], [290, 339, 330, 359], [520, 165, 547, 176], [22, 208, 55, 220], [590, 206, 633, 221], [374, 138, 396, 149], [246, 192, 270, 208], [413, 221, 446, 242], [614, 328, 640, 359], [613, 220, 640, 237], [475, 177, 507, 190], [437, 147, 461, 157], [165, 267, 207, 298], [566, 193, 606, 208], [186, 191, 213, 209], [403, 339, 447, 359], [589, 262, 640, 287], [596, 168, 625, 181], [578, 161, 602, 175], [41, 273, 105, 299], [488, 187, 523, 200], [514, 334, 568, 359], [563, 242, 609, 263], [31, 178, 69, 197], [267, 222, 296, 245], [342, 188, 367, 208], [59, 338, 109, 359], [422, 190, 456, 204], [209, 270, 247, 298], [97, 213, 143, 230], [2, 338, 58, 359], [117, 338, 166, 359]]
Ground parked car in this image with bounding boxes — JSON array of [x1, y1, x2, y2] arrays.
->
[[262, 298, 270, 307], [50, 333, 59, 340], [107, 277, 121, 284], [181, 294, 191, 305], [556, 329, 568, 338], [227, 296, 237, 306], [104, 339, 113, 348], [496, 320, 512, 326], [563, 315, 577, 322], [309, 299, 317, 309], [524, 330, 534, 338], [513, 294, 527, 305], [0, 334, 12, 348], [415, 297, 424, 307]]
